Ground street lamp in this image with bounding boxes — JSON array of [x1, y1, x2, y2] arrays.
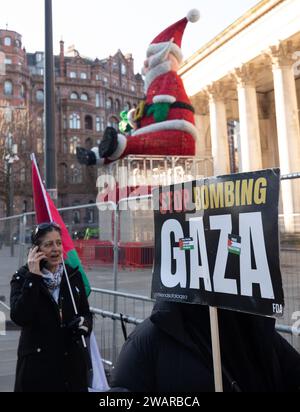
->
[[4, 132, 19, 256]]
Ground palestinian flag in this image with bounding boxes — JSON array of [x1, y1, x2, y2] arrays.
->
[[30, 153, 91, 296], [228, 234, 242, 256]]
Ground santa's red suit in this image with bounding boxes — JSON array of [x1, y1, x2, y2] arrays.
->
[[128, 68, 197, 157], [76, 10, 200, 166]]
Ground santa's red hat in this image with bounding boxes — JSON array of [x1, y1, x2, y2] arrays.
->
[[147, 9, 200, 62]]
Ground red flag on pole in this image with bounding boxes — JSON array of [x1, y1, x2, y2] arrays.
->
[[31, 153, 91, 295]]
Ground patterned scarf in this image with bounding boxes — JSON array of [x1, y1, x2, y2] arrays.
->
[[42, 263, 63, 291]]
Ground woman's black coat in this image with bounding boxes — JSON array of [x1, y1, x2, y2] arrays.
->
[[10, 264, 93, 392]]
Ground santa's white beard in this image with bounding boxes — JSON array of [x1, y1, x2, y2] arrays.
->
[[144, 60, 172, 93]]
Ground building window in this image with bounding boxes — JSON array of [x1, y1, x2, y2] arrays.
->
[[85, 115, 93, 130], [95, 93, 100, 108], [81, 93, 88, 101], [37, 138, 43, 153], [20, 83, 26, 98], [70, 92, 79, 100], [121, 63, 127, 75], [69, 113, 81, 129], [69, 136, 80, 154], [36, 89, 44, 102], [96, 74, 101, 81], [4, 58, 12, 65], [73, 210, 80, 224], [96, 116, 101, 132], [70, 164, 83, 184], [115, 99, 121, 113], [106, 97, 113, 110], [130, 85, 136, 92], [80, 72, 87, 79], [4, 37, 11, 46], [70, 71, 77, 78], [36, 53, 43, 62], [15, 39, 21, 48], [63, 136, 68, 154], [4, 80, 13, 96], [63, 115, 67, 129], [103, 77, 108, 84]]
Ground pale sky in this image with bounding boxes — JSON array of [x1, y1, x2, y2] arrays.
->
[[2, 0, 260, 73]]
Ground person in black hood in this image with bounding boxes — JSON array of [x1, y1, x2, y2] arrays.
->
[[110, 300, 300, 392], [10, 222, 93, 392]]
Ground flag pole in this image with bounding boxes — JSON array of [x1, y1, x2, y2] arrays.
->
[[209, 306, 223, 392], [31, 153, 87, 349]]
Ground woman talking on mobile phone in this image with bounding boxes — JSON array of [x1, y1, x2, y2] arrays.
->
[[10, 222, 93, 392]]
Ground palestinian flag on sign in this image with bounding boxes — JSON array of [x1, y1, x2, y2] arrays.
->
[[30, 153, 91, 296], [228, 234, 242, 256]]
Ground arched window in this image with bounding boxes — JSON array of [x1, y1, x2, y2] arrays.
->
[[85, 115, 93, 130], [69, 136, 80, 154], [72, 202, 81, 224], [4, 80, 13, 96], [69, 113, 81, 129], [36, 89, 44, 103], [20, 83, 26, 98], [106, 97, 113, 110], [70, 164, 83, 184], [80, 93, 88, 101], [4, 37, 11, 46], [115, 99, 121, 113], [70, 92, 79, 100], [86, 200, 95, 224]]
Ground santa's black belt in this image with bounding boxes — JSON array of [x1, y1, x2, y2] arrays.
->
[[145, 102, 195, 113]]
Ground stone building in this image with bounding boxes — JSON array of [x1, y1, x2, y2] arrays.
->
[[0, 28, 144, 226], [180, 0, 300, 231]]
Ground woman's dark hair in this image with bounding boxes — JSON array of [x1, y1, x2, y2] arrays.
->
[[31, 222, 62, 246]]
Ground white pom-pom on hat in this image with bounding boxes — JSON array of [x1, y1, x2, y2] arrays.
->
[[187, 9, 200, 23]]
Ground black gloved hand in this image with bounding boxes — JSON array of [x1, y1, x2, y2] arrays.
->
[[67, 315, 89, 338]]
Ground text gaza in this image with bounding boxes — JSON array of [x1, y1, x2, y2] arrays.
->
[[160, 212, 275, 299]]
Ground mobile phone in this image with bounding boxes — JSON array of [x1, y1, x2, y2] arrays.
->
[[40, 259, 47, 270], [37, 247, 47, 270]]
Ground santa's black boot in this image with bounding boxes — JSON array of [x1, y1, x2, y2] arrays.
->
[[99, 127, 119, 158], [76, 147, 97, 166]]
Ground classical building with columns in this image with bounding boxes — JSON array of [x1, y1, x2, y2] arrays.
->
[[180, 0, 300, 232]]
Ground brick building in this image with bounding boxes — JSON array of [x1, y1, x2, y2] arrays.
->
[[0, 28, 144, 222]]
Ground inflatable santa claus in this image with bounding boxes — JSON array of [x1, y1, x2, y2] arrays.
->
[[77, 9, 200, 166]]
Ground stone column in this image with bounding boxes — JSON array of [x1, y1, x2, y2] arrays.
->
[[205, 82, 231, 176], [266, 41, 300, 232], [232, 64, 262, 172]]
